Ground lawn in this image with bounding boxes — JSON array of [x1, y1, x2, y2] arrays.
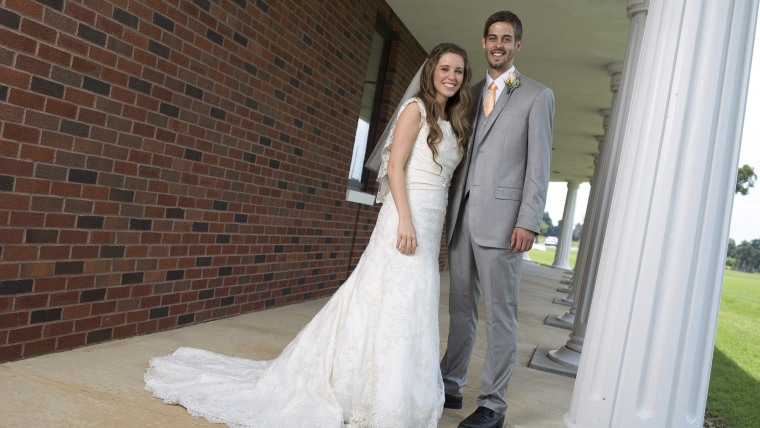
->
[[528, 247, 759, 426], [705, 269, 760, 427]]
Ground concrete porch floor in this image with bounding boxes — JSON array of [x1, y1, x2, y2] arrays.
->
[[0, 262, 576, 428]]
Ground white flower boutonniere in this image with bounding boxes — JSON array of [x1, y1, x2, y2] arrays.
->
[[505, 71, 519, 94]]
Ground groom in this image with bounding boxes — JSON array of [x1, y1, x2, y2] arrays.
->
[[441, 11, 554, 428]]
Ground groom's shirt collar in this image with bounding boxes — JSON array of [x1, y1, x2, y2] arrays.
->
[[484, 66, 516, 103]]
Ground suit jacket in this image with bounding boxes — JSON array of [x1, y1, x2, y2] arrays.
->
[[447, 71, 554, 249]]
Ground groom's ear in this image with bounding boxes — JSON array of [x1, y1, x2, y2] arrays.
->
[[514, 40, 523, 53], [481, 36, 487, 50]]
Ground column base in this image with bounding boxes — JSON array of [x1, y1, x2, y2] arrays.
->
[[528, 346, 578, 378], [545, 314, 573, 330], [553, 297, 573, 306]]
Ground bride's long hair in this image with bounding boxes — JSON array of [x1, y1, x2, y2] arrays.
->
[[416, 43, 472, 163]]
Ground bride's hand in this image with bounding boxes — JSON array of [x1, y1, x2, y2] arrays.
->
[[396, 219, 417, 256]]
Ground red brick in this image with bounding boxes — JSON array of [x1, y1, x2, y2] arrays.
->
[[44, 214, 76, 228], [61, 304, 90, 320], [0, 312, 28, 329], [38, 245, 71, 260], [56, 332, 86, 349], [64, 87, 95, 106], [0, 344, 23, 362], [13, 294, 49, 310], [23, 338, 57, 357], [15, 53, 52, 76], [65, 2, 96, 25], [5, 0, 44, 19], [112, 323, 136, 339], [49, 291, 79, 306], [20, 145, 55, 162], [7, 88, 45, 110], [58, 33, 89, 55], [9, 325, 43, 342], [44, 320, 74, 337], [0, 65, 31, 89], [0, 263, 19, 280], [38, 44, 72, 67], [75, 316, 101, 331], [20, 18, 58, 44], [2, 122, 40, 144], [0, 28, 37, 54], [19, 262, 55, 278]]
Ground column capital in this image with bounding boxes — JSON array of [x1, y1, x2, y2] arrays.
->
[[607, 62, 624, 92], [626, 0, 649, 18]]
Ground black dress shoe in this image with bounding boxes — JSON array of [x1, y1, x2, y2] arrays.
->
[[457, 406, 505, 428], [444, 393, 463, 409]]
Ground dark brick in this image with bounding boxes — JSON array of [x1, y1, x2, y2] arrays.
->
[[166, 270, 184, 280], [303, 64, 312, 76], [159, 102, 179, 117], [148, 40, 170, 59], [153, 12, 174, 32], [0, 175, 13, 191], [184, 149, 202, 162], [192, 0, 210, 11], [212, 200, 228, 211], [0, 279, 34, 295], [277, 180, 288, 190], [26, 229, 59, 243], [210, 107, 226, 120], [150, 306, 169, 319], [109, 188, 134, 202], [36, 0, 64, 11], [192, 222, 208, 232], [275, 89, 285, 101], [206, 29, 223, 45], [220, 296, 234, 306], [76, 215, 104, 229], [269, 159, 280, 169], [87, 328, 112, 344], [259, 136, 271, 146], [129, 219, 152, 230], [233, 32, 247, 47], [244, 97, 258, 110], [196, 256, 211, 267], [31, 76, 64, 98], [113, 7, 138, 29], [274, 57, 285, 69], [0, 8, 21, 30], [265, 298, 275, 307], [292, 118, 302, 128], [255, 0, 269, 13], [68, 168, 97, 184], [231, 0, 246, 8], [178, 313, 194, 325], [60, 120, 90, 137], [274, 245, 284, 253], [215, 234, 230, 244], [78, 24, 106, 46], [282, 287, 291, 296], [165, 208, 184, 219], [302, 34, 312, 46], [185, 84, 203, 99], [51, 67, 82, 86], [244, 62, 257, 75], [80, 288, 106, 302], [218, 266, 232, 276], [100, 245, 124, 258], [263, 273, 274, 282], [198, 289, 213, 299], [82, 76, 110, 95], [234, 213, 247, 223], [254, 254, 266, 263], [55, 261, 84, 275], [0, 85, 7, 101], [128, 76, 151, 94], [121, 272, 143, 284], [243, 152, 256, 163], [30, 308, 62, 324]]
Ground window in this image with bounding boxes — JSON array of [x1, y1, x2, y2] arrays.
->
[[347, 23, 391, 196]]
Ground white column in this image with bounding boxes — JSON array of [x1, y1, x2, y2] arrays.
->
[[552, 182, 579, 270], [565, 0, 757, 426], [543, 0, 648, 374]]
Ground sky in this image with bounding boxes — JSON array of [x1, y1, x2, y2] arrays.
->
[[545, 24, 759, 244]]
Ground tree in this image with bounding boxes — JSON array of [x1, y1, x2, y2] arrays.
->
[[572, 223, 583, 241], [732, 239, 760, 273], [736, 164, 756, 195], [541, 212, 554, 237]]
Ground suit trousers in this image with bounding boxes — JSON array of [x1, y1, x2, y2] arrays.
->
[[441, 197, 522, 414]]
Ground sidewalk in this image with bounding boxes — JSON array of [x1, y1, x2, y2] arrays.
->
[[1, 262, 575, 428]]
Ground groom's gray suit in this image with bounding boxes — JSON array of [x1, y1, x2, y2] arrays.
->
[[441, 70, 554, 413]]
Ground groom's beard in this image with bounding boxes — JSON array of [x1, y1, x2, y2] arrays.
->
[[486, 48, 515, 73]]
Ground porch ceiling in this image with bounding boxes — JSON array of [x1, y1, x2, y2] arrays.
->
[[385, 0, 631, 183]]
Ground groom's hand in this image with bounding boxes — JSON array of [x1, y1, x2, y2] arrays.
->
[[511, 227, 536, 253]]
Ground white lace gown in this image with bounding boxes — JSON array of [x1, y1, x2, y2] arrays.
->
[[144, 98, 462, 428]]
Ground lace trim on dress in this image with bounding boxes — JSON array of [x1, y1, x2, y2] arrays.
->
[[375, 97, 427, 203]]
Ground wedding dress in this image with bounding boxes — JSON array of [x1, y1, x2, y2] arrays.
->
[[144, 98, 463, 427]]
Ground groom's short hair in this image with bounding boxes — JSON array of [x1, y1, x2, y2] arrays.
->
[[483, 11, 523, 41]]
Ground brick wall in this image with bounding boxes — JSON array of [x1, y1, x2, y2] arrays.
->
[[0, 0, 430, 362]]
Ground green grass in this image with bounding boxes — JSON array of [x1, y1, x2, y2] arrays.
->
[[705, 270, 760, 427], [527, 242, 578, 269]]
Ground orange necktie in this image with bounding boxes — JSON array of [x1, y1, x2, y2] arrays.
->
[[483, 82, 498, 117]]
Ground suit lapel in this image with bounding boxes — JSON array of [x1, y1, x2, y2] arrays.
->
[[478, 70, 521, 143]]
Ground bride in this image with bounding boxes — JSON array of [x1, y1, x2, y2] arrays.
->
[[144, 42, 472, 428]]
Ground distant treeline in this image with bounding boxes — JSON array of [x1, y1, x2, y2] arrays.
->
[[726, 239, 760, 273]]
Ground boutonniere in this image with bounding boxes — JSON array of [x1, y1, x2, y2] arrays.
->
[[505, 71, 520, 94]]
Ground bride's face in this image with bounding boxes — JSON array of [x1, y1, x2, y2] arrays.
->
[[433, 52, 465, 104]]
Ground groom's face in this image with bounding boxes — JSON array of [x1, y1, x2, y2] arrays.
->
[[482, 22, 522, 74]]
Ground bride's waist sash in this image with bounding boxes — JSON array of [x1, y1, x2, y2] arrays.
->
[[405, 166, 451, 191]]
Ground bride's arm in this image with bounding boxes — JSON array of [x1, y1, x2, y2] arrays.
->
[[387, 102, 422, 256]]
